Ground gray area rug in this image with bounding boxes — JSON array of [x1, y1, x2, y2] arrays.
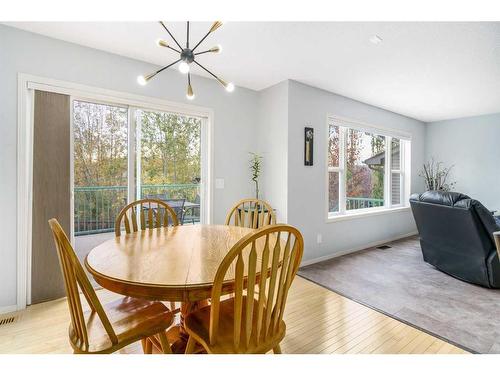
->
[[298, 236, 500, 353]]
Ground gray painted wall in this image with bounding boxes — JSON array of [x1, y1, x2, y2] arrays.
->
[[256, 81, 289, 222], [0, 25, 259, 308], [287, 80, 426, 263], [0, 24, 431, 311], [425, 113, 500, 210]]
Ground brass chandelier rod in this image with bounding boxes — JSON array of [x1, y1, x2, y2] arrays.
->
[[193, 60, 220, 81], [141, 58, 181, 83], [192, 21, 223, 52], [159, 21, 183, 50]]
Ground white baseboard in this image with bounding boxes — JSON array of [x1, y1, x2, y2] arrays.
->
[[0, 305, 18, 315], [300, 231, 418, 267]]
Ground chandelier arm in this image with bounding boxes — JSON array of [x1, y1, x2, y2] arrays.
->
[[155, 58, 182, 76], [159, 21, 183, 50], [191, 32, 212, 52], [167, 45, 181, 53], [192, 21, 222, 52], [194, 49, 212, 56], [193, 61, 221, 80]]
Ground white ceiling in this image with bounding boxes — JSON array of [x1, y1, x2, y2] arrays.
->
[[5, 22, 500, 122]]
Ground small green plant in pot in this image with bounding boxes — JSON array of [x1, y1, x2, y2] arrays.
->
[[249, 152, 263, 199]]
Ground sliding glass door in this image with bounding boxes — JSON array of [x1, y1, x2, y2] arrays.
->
[[136, 109, 202, 225], [72, 100, 205, 270], [72, 100, 129, 265]]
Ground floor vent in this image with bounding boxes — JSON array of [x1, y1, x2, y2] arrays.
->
[[376, 245, 392, 250], [0, 316, 17, 326]]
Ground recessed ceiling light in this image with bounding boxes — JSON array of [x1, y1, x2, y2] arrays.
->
[[369, 35, 383, 44]]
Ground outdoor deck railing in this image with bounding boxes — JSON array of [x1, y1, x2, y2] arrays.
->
[[76, 187, 383, 236], [74, 183, 200, 235], [329, 197, 385, 212], [346, 197, 384, 210]]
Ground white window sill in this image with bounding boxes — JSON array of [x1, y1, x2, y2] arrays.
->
[[326, 206, 411, 223]]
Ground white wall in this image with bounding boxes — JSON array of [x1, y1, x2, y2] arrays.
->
[[256, 81, 289, 222], [287, 80, 426, 263], [425, 113, 500, 210], [0, 25, 260, 308]]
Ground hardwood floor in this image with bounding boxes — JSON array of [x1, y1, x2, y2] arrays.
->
[[0, 277, 468, 354]]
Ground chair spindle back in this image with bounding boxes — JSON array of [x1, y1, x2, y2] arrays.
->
[[115, 198, 179, 236], [209, 224, 303, 351], [225, 199, 276, 229]]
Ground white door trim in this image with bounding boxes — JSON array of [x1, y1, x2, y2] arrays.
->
[[17, 73, 215, 310]]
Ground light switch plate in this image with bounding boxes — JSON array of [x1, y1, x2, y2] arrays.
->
[[215, 178, 225, 189]]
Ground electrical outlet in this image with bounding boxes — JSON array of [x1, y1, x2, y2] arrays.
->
[[317, 234, 322, 244], [215, 178, 225, 189]]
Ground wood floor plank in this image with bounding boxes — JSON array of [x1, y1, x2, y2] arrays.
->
[[411, 335, 437, 354], [423, 339, 447, 354], [285, 308, 376, 353], [0, 276, 468, 354], [342, 320, 404, 354], [369, 323, 412, 353], [398, 330, 431, 354], [319, 312, 392, 353]]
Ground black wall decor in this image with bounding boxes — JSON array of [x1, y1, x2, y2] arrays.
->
[[304, 127, 314, 166]]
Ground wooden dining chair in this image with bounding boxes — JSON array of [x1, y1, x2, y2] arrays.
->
[[115, 198, 179, 236], [184, 224, 304, 354], [225, 198, 276, 229], [115, 198, 180, 313], [48, 218, 174, 354]]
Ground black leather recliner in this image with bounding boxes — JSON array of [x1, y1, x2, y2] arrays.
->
[[410, 191, 500, 288]]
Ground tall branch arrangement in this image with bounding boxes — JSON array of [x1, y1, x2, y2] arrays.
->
[[419, 158, 456, 192], [249, 152, 263, 199]]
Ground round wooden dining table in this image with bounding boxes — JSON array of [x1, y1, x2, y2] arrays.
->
[[85, 224, 256, 353]]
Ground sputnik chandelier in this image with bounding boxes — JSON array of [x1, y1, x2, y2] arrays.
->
[[137, 21, 234, 100]]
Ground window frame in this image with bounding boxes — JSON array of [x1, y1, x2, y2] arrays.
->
[[389, 137, 405, 208], [325, 115, 411, 222]]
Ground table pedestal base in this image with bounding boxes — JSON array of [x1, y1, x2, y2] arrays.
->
[[148, 300, 208, 354]]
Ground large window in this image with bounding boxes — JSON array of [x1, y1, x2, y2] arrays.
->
[[327, 117, 411, 218]]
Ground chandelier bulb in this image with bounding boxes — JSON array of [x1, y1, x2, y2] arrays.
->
[[156, 39, 169, 48], [225, 82, 235, 92], [137, 76, 147, 86], [137, 75, 148, 86], [210, 45, 222, 54], [178, 62, 190, 74], [137, 73, 156, 86]]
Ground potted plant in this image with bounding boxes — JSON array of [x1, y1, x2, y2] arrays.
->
[[419, 158, 456, 191], [249, 152, 263, 199]]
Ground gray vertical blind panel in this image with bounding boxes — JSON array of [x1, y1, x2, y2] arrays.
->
[[31, 90, 70, 304]]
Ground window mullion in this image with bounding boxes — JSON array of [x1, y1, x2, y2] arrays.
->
[[127, 107, 136, 205], [400, 140, 405, 206], [134, 109, 142, 201], [339, 127, 347, 214], [385, 136, 392, 209]]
